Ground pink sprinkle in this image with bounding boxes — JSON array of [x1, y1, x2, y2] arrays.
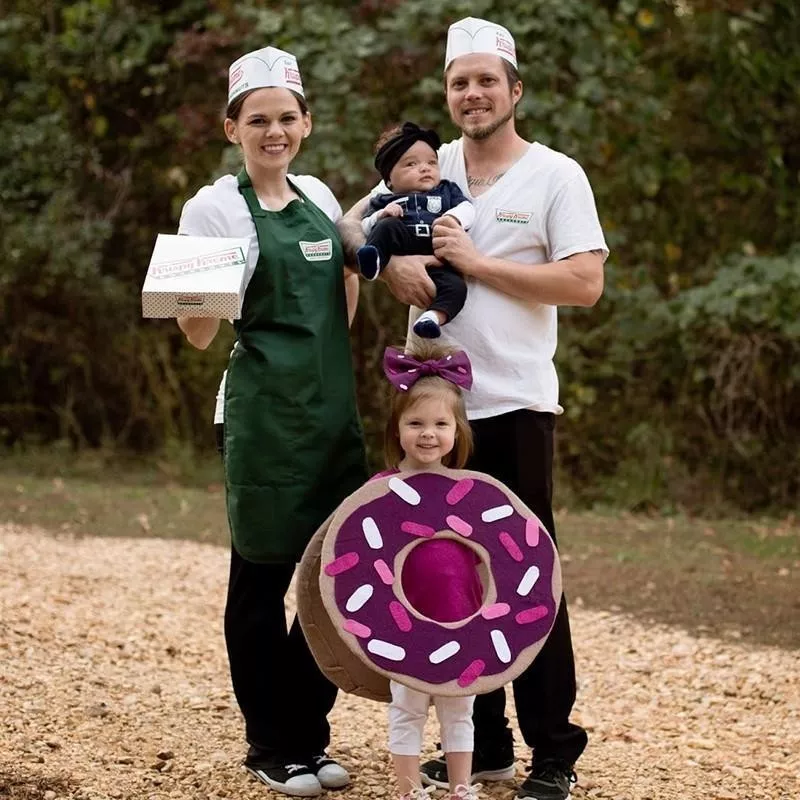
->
[[481, 603, 511, 620], [525, 519, 541, 547], [446, 478, 474, 505], [374, 559, 394, 585], [446, 515, 473, 537], [389, 601, 413, 632], [324, 551, 360, 576], [515, 606, 549, 625], [342, 619, 372, 639], [400, 521, 436, 537], [457, 659, 486, 687], [457, 366, 468, 374], [499, 532, 523, 562]]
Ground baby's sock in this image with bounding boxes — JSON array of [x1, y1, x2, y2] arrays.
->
[[356, 245, 381, 280], [412, 310, 442, 339]]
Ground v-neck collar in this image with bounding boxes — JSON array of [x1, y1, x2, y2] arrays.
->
[[456, 140, 536, 202]]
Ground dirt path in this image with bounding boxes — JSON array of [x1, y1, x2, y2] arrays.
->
[[1, 525, 798, 800]]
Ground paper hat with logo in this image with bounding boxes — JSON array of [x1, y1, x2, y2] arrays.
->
[[297, 467, 562, 701], [228, 46, 304, 104], [444, 17, 517, 70]]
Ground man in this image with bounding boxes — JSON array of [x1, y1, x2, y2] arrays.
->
[[340, 17, 608, 800]]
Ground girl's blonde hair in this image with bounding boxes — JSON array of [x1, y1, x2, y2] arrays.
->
[[383, 340, 474, 470]]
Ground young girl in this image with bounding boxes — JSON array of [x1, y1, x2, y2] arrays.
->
[[378, 341, 482, 800]]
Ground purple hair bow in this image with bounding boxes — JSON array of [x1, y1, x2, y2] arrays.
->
[[383, 346, 473, 392]]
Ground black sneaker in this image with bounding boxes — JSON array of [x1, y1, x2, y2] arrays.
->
[[243, 748, 322, 797], [420, 752, 515, 789], [516, 760, 577, 800]]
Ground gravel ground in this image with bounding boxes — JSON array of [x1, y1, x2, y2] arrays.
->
[[1, 525, 798, 800]]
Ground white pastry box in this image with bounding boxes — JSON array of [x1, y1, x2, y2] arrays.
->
[[142, 234, 249, 319]]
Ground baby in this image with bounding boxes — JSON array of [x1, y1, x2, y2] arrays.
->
[[357, 122, 474, 339]]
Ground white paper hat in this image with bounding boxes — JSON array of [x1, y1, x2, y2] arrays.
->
[[228, 46, 304, 104], [444, 17, 517, 70]]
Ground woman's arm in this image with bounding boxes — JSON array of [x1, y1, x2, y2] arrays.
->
[[177, 317, 221, 350], [345, 271, 359, 326]]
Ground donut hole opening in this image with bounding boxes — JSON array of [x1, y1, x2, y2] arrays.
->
[[397, 535, 492, 624]]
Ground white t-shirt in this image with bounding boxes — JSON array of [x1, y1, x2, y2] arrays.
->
[[417, 139, 608, 419], [176, 173, 343, 424]]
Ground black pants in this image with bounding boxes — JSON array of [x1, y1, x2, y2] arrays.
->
[[468, 411, 587, 767], [367, 217, 467, 321], [215, 424, 337, 762]]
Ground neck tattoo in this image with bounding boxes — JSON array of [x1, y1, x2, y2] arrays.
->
[[467, 172, 505, 189]]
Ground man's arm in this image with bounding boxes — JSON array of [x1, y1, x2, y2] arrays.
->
[[432, 215, 603, 306], [338, 195, 371, 264]]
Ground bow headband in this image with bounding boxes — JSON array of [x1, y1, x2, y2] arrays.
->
[[383, 347, 473, 392], [374, 122, 442, 184]]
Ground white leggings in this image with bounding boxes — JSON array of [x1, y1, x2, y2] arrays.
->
[[388, 680, 475, 756]]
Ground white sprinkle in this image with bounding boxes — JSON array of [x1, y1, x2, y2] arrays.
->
[[408, 368, 417, 373], [362, 517, 383, 550], [429, 641, 461, 664], [446, 355, 452, 360], [481, 504, 514, 523], [367, 639, 406, 661], [516, 566, 540, 597], [345, 584, 374, 612], [491, 630, 512, 664], [389, 477, 421, 506], [400, 383, 408, 391]]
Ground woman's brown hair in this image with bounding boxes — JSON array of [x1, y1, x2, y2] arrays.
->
[[383, 340, 474, 470]]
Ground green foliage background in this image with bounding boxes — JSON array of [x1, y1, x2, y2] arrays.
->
[[1, 0, 798, 510]]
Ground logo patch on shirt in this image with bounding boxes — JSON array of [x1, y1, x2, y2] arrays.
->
[[426, 196, 443, 214], [299, 239, 333, 261], [495, 209, 533, 225]]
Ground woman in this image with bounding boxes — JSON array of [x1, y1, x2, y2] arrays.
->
[[176, 46, 368, 797]]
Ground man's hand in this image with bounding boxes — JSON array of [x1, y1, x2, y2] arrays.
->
[[432, 215, 480, 274], [382, 255, 439, 308], [379, 202, 404, 220]]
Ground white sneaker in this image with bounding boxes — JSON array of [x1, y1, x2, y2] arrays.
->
[[401, 786, 436, 800], [451, 783, 482, 800], [313, 753, 351, 789]]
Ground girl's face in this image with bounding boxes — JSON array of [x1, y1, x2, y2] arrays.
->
[[387, 140, 440, 193], [398, 395, 457, 470], [224, 88, 311, 174]]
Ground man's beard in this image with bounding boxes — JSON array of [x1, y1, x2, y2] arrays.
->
[[462, 107, 514, 141]]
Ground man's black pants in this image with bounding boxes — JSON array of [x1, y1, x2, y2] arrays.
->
[[367, 217, 467, 321], [468, 410, 587, 768], [215, 423, 337, 763]]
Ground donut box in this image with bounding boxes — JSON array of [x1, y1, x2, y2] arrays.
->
[[298, 468, 562, 699], [141, 234, 249, 319]]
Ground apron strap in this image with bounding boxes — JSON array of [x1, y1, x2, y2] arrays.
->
[[237, 169, 311, 218], [237, 169, 267, 218]]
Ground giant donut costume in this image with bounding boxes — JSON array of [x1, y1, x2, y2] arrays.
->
[[297, 466, 562, 699]]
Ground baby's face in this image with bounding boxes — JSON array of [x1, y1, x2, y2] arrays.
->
[[387, 140, 440, 193]]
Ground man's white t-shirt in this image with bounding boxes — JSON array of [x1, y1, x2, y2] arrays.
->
[[421, 139, 608, 420], [176, 173, 343, 424]]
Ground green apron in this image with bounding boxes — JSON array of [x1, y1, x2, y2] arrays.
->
[[224, 170, 368, 563]]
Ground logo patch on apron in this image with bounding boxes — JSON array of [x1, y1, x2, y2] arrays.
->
[[426, 196, 443, 214], [299, 239, 333, 261]]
